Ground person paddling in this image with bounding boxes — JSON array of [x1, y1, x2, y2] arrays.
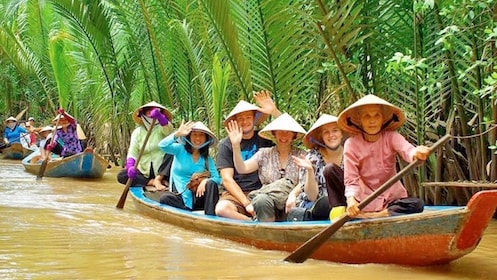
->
[[337, 94, 430, 218]]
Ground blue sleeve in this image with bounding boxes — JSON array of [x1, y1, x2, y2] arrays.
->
[[158, 133, 184, 156]]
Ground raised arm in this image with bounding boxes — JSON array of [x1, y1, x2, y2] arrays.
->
[[253, 90, 281, 118], [225, 120, 258, 174]]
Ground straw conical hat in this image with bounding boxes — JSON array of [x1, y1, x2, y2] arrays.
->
[[39, 126, 53, 133], [303, 114, 339, 149], [132, 101, 172, 125], [52, 111, 76, 123], [223, 100, 268, 128], [258, 113, 306, 142], [4, 116, 17, 123], [190, 121, 218, 147], [337, 94, 405, 135]]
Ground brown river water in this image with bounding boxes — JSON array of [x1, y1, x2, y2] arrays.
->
[[1, 158, 497, 279]]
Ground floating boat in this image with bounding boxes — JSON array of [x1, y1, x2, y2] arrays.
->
[[129, 187, 497, 266], [1, 143, 36, 159], [22, 148, 108, 178]]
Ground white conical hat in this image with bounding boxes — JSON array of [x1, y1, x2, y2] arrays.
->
[[303, 114, 340, 149], [39, 126, 53, 133], [337, 94, 405, 135], [223, 100, 268, 128], [5, 116, 17, 123], [258, 113, 306, 143], [190, 121, 218, 147], [132, 101, 172, 125]]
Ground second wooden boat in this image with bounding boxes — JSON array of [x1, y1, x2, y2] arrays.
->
[[22, 148, 108, 178]]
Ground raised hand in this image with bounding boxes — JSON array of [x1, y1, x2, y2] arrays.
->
[[292, 154, 313, 172], [175, 120, 196, 138], [225, 120, 243, 146], [253, 90, 279, 116], [149, 108, 169, 126]]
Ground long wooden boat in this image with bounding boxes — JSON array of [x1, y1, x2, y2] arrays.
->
[[130, 187, 497, 266], [1, 143, 36, 159], [22, 148, 108, 178]]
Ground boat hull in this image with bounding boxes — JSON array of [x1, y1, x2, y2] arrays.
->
[[130, 187, 497, 265], [1, 143, 35, 159], [22, 148, 108, 178]]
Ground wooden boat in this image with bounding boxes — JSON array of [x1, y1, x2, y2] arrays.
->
[[1, 143, 36, 159], [22, 148, 108, 178], [130, 187, 497, 266]]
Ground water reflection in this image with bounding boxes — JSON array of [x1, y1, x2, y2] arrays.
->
[[1, 159, 497, 279]]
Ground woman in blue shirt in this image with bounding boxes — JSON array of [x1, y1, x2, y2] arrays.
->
[[158, 121, 221, 215], [3, 116, 27, 145]]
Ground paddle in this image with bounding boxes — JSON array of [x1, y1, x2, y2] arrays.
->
[[15, 107, 29, 122], [37, 115, 61, 180], [283, 134, 451, 263], [116, 118, 156, 209]]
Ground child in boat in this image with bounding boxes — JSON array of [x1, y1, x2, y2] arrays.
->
[[286, 114, 347, 221], [226, 113, 306, 222], [215, 91, 282, 221], [158, 121, 221, 215], [336, 94, 430, 218], [116, 102, 174, 190]]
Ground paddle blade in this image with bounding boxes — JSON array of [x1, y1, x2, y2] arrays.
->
[[116, 179, 132, 209], [37, 159, 49, 180], [284, 216, 351, 263]]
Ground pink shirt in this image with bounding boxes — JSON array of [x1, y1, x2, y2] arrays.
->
[[344, 130, 416, 212]]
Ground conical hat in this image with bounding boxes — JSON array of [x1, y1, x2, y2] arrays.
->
[[5, 116, 17, 123], [190, 121, 218, 147], [132, 101, 173, 125], [258, 113, 306, 143], [39, 126, 53, 133], [52, 111, 76, 123], [223, 100, 268, 128], [337, 94, 405, 135], [303, 114, 339, 149]]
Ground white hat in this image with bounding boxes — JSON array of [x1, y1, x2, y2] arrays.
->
[[5, 116, 17, 123], [337, 94, 405, 135], [39, 126, 53, 133], [190, 122, 218, 147], [132, 101, 172, 125], [303, 114, 340, 149], [224, 100, 268, 128], [258, 113, 307, 143]]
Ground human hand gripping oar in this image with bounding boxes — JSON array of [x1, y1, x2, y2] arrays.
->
[[116, 118, 156, 209], [37, 114, 61, 180], [284, 134, 451, 263]]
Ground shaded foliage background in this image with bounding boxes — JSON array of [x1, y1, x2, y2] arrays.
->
[[0, 0, 496, 205]]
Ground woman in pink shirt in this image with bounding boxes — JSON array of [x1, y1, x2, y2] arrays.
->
[[337, 94, 430, 218]]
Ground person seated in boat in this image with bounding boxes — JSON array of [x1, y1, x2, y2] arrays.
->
[[46, 109, 83, 158], [24, 120, 38, 148], [116, 101, 174, 191], [215, 91, 282, 221], [337, 94, 430, 218], [286, 114, 348, 221], [157, 121, 221, 215], [2, 116, 28, 149], [37, 126, 56, 162], [226, 113, 306, 222]]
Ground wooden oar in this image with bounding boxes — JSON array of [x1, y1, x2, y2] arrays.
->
[[15, 107, 29, 121], [284, 134, 451, 263], [116, 119, 156, 209], [37, 115, 61, 180]]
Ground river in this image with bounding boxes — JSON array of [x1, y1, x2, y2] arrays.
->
[[1, 159, 496, 279]]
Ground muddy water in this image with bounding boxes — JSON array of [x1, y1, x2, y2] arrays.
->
[[1, 159, 497, 279]]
